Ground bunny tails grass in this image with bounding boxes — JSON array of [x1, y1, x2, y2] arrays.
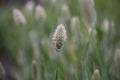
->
[[61, 4, 71, 20], [92, 69, 101, 80], [52, 24, 67, 53], [79, 0, 96, 28], [52, 24, 66, 80], [35, 5, 46, 21], [25, 1, 35, 15], [70, 16, 80, 35], [13, 8, 26, 26]]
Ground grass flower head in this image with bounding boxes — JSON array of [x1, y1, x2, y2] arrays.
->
[[25, 1, 35, 14], [35, 5, 46, 21], [13, 8, 26, 26], [92, 69, 101, 80], [52, 24, 67, 52], [80, 0, 96, 28]]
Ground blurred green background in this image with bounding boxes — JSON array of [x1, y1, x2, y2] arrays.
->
[[0, 0, 120, 80]]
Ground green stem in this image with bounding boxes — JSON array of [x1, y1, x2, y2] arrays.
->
[[82, 26, 95, 61], [55, 52, 60, 80]]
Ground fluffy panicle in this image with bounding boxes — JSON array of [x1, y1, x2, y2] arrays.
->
[[70, 16, 80, 34], [35, 5, 46, 21], [52, 24, 66, 52], [58, 4, 71, 24], [80, 0, 96, 28], [61, 4, 71, 20], [102, 18, 109, 33], [13, 8, 26, 26], [25, 1, 35, 14], [92, 69, 101, 80], [71, 16, 79, 27]]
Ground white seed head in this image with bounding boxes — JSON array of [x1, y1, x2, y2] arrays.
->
[[25, 1, 35, 14], [35, 5, 46, 21], [52, 24, 67, 52], [70, 16, 80, 34], [53, 24, 66, 41], [92, 69, 101, 80], [13, 8, 26, 26], [61, 4, 71, 20], [102, 18, 109, 32], [80, 0, 96, 28]]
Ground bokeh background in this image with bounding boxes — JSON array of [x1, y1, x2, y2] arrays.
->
[[0, 0, 120, 80]]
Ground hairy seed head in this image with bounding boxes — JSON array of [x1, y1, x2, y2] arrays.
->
[[61, 4, 71, 20], [13, 8, 26, 26], [70, 16, 80, 34], [80, 0, 96, 28], [52, 24, 66, 52], [102, 18, 109, 33], [25, 1, 35, 14], [35, 5, 46, 21], [92, 69, 101, 80]]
